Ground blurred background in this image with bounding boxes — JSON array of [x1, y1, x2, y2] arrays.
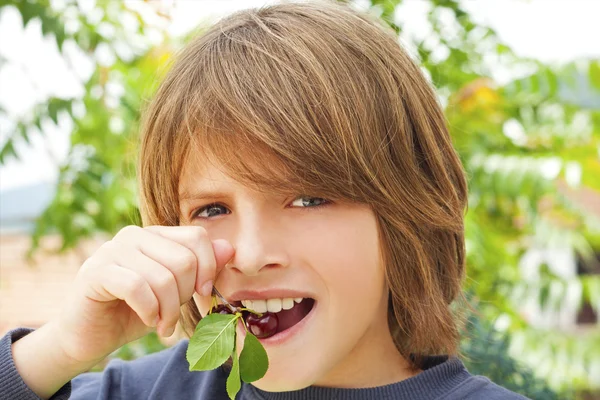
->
[[0, 0, 599, 398]]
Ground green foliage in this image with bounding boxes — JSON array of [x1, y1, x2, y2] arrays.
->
[[187, 313, 238, 371], [226, 345, 241, 399], [0, 0, 164, 252], [461, 309, 569, 400], [90, 332, 167, 372], [1, 0, 67, 50], [370, 0, 600, 392], [186, 310, 269, 399], [239, 333, 268, 383], [2, 0, 599, 395]]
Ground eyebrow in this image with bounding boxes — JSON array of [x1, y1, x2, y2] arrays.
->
[[178, 188, 231, 203]]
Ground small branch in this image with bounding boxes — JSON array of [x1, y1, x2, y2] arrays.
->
[[212, 286, 238, 313]]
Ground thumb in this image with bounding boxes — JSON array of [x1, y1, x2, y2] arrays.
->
[[194, 240, 234, 317], [211, 239, 235, 276]]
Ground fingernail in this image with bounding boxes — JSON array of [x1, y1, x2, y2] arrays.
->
[[201, 280, 213, 297]]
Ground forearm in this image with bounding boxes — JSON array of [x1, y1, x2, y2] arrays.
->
[[11, 322, 102, 400]]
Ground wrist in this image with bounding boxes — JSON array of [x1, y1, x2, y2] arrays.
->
[[44, 320, 107, 370], [11, 322, 102, 399]]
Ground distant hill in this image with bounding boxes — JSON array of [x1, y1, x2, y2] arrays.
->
[[0, 182, 55, 234], [559, 70, 600, 109]]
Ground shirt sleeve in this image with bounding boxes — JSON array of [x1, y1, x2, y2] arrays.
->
[[1, 326, 208, 400], [0, 328, 132, 400], [0, 327, 72, 400]]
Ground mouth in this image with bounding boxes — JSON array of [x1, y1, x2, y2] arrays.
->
[[232, 298, 316, 337]]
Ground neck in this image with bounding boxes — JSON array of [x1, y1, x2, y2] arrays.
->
[[314, 318, 421, 388]]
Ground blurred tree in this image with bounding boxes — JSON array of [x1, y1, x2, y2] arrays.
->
[[375, 0, 600, 394], [0, 0, 173, 250], [460, 297, 569, 400], [1, 0, 599, 397]]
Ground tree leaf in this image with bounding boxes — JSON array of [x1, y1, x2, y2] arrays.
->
[[17, 2, 36, 27], [18, 124, 30, 144], [0, 138, 18, 164], [239, 333, 268, 383], [186, 313, 237, 371], [226, 346, 241, 400], [590, 61, 600, 90], [48, 99, 59, 124]]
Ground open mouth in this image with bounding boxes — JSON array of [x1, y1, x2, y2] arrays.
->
[[233, 298, 316, 337], [274, 298, 315, 334]]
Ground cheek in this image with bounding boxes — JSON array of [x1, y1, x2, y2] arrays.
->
[[313, 220, 384, 299]]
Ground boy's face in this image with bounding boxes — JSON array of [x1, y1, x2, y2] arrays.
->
[[180, 156, 406, 390]]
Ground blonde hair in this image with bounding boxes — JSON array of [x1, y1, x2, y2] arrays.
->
[[137, 0, 469, 368]]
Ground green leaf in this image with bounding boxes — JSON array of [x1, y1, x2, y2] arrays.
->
[[0, 138, 18, 164], [18, 2, 36, 27], [590, 61, 600, 90], [55, 28, 66, 52], [239, 333, 268, 383], [186, 313, 238, 371], [226, 347, 241, 400], [18, 124, 30, 144], [543, 67, 558, 97], [48, 99, 59, 124]]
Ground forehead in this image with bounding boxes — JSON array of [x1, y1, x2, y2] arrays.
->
[[178, 154, 237, 197], [178, 146, 297, 201]]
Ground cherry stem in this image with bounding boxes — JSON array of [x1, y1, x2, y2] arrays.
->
[[239, 314, 249, 333], [237, 307, 263, 317], [211, 286, 238, 313], [208, 296, 218, 314]]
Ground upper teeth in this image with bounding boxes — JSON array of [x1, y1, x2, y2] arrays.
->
[[241, 297, 303, 313]]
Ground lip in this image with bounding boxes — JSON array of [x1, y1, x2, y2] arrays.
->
[[227, 288, 316, 302], [238, 300, 318, 346]]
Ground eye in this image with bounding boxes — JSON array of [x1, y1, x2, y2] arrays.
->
[[290, 196, 330, 208], [192, 203, 230, 219], [191, 196, 331, 220]]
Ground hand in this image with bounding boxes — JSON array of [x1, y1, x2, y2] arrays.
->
[[51, 225, 234, 365]]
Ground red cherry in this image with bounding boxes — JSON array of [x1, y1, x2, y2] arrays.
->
[[211, 304, 233, 315], [245, 312, 279, 338]]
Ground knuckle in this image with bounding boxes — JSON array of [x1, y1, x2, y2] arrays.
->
[[99, 239, 119, 253], [94, 241, 127, 265], [115, 225, 140, 240], [176, 250, 196, 271], [154, 271, 176, 291], [83, 241, 118, 269], [125, 274, 148, 297], [77, 261, 94, 278], [189, 226, 208, 241]]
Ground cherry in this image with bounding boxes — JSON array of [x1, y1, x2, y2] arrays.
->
[[210, 304, 233, 315], [245, 312, 279, 338]]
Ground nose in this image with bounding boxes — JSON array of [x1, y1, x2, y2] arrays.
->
[[227, 212, 290, 276]]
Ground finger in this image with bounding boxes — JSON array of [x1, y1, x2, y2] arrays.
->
[[86, 263, 159, 328], [113, 227, 199, 299], [144, 226, 215, 295], [144, 226, 234, 295], [109, 243, 183, 336], [211, 239, 236, 278]]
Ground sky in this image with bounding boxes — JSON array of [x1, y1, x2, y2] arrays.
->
[[0, 0, 599, 192]]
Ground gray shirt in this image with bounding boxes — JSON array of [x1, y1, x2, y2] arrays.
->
[[1, 327, 529, 399]]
